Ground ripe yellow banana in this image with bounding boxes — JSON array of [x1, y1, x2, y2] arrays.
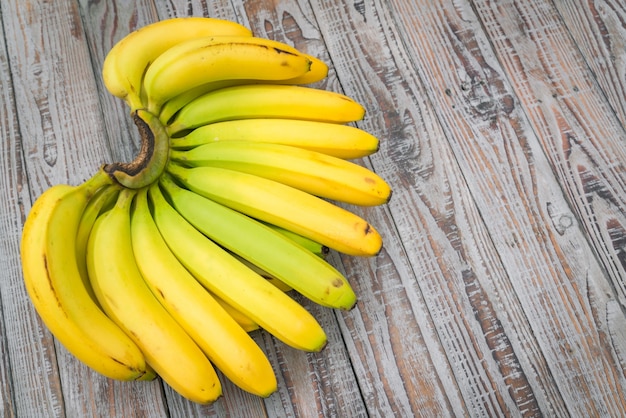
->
[[158, 54, 328, 125], [160, 174, 356, 309], [170, 140, 391, 206], [166, 84, 366, 137], [148, 183, 327, 352], [143, 36, 313, 114], [87, 189, 221, 403], [284, 53, 328, 84], [75, 184, 120, 303], [210, 292, 260, 333], [20, 171, 150, 380], [169, 118, 379, 159], [102, 17, 252, 110], [166, 163, 382, 256], [130, 188, 277, 397]]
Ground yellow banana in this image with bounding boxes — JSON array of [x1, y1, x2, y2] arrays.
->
[[158, 54, 328, 125], [169, 118, 379, 159], [210, 292, 260, 333], [227, 251, 294, 293], [20, 170, 150, 380], [148, 183, 327, 352], [143, 36, 313, 114], [102, 17, 252, 110], [130, 188, 276, 397], [284, 53, 328, 84], [166, 163, 382, 256], [87, 188, 221, 403], [166, 84, 366, 137], [170, 140, 391, 206], [160, 174, 356, 309], [75, 184, 120, 304]]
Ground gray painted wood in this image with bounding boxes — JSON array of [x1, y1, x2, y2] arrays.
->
[[1, 0, 624, 416]]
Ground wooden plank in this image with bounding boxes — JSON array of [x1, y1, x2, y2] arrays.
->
[[472, 0, 626, 308], [305, 0, 539, 415], [554, 0, 626, 128], [3, 0, 170, 415], [0, 7, 50, 418], [77, 0, 157, 169], [377, 0, 626, 415], [1, 0, 624, 415]]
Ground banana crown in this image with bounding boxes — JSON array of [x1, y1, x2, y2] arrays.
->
[[22, 16, 392, 405]]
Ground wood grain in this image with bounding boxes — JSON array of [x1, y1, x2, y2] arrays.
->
[[555, 0, 626, 129], [0, 0, 625, 416]]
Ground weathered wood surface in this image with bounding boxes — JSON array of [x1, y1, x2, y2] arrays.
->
[[1, 0, 625, 416]]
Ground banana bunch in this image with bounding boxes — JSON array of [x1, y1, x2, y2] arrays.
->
[[20, 17, 391, 404]]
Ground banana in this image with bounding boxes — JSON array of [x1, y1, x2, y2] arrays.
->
[[210, 292, 260, 333], [20, 170, 150, 380], [148, 182, 327, 352], [166, 84, 366, 137], [102, 17, 252, 110], [227, 251, 294, 293], [160, 173, 356, 309], [262, 222, 329, 259], [169, 118, 379, 160], [159, 80, 247, 126], [130, 188, 276, 397], [170, 140, 391, 206], [166, 163, 382, 256], [284, 53, 328, 84], [158, 54, 328, 125], [87, 188, 222, 403], [75, 184, 120, 304], [143, 36, 313, 114]]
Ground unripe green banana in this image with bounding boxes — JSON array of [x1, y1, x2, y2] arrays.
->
[[149, 183, 328, 352], [160, 173, 356, 309]]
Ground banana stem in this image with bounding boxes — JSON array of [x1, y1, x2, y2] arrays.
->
[[103, 109, 170, 189], [82, 168, 116, 195]]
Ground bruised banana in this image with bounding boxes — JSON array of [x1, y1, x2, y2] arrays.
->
[[167, 163, 382, 256], [102, 17, 252, 110], [143, 36, 313, 114], [87, 189, 221, 403], [160, 173, 356, 309], [131, 188, 276, 397], [169, 140, 391, 206], [20, 171, 151, 380], [149, 183, 328, 352], [169, 118, 379, 160], [166, 84, 366, 137]]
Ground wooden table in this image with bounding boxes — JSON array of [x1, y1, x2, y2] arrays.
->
[[1, 0, 625, 416]]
